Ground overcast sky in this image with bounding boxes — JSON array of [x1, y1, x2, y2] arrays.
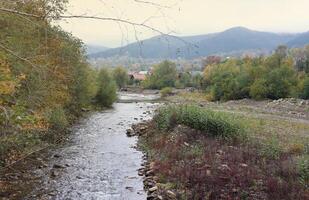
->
[[58, 0, 309, 47]]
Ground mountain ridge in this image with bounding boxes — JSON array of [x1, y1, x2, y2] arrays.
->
[[90, 27, 307, 59]]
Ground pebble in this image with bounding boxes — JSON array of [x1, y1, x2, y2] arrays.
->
[[148, 186, 158, 193], [53, 154, 61, 158], [50, 171, 58, 178], [53, 164, 65, 169], [240, 163, 248, 168], [125, 186, 134, 192], [166, 190, 177, 199]]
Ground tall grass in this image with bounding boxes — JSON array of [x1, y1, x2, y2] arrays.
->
[[154, 104, 245, 139]]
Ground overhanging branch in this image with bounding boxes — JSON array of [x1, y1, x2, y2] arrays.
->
[[0, 7, 41, 18]]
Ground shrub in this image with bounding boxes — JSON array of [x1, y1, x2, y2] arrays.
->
[[160, 87, 173, 97], [301, 77, 309, 99], [250, 79, 268, 100], [154, 104, 245, 139], [96, 68, 117, 107], [259, 137, 281, 159], [113, 66, 128, 89], [298, 156, 309, 188], [48, 107, 68, 130], [204, 60, 251, 101], [143, 60, 177, 89]]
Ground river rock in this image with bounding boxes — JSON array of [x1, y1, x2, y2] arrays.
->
[[148, 186, 158, 193], [50, 171, 58, 178], [157, 195, 163, 200], [240, 163, 248, 168], [53, 164, 65, 169], [53, 154, 61, 158], [166, 190, 177, 199], [218, 164, 231, 171], [145, 169, 154, 176], [126, 129, 135, 137], [125, 186, 134, 192]]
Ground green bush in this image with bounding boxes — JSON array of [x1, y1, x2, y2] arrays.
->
[[301, 77, 309, 99], [154, 104, 245, 139], [113, 66, 128, 89], [143, 60, 177, 89], [96, 68, 117, 107], [205, 60, 252, 101], [259, 137, 281, 159], [250, 79, 268, 100], [48, 107, 68, 130], [202, 48, 304, 101], [160, 87, 173, 97]]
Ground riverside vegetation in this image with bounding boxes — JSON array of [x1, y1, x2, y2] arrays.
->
[[143, 45, 309, 101], [136, 103, 309, 199], [0, 1, 118, 167], [136, 46, 309, 199]]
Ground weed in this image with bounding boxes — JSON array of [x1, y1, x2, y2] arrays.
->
[[160, 87, 173, 97], [259, 136, 281, 159], [47, 107, 68, 130], [298, 156, 309, 188], [289, 143, 305, 154], [154, 104, 245, 139]]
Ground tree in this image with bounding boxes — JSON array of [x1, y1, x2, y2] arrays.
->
[[143, 60, 177, 89], [202, 56, 221, 70], [113, 66, 128, 89], [96, 69, 117, 107], [203, 59, 251, 101], [250, 79, 268, 100]]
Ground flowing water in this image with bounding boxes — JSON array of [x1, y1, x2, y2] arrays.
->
[[3, 92, 159, 200]]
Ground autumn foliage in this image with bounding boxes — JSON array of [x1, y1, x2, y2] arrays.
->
[[0, 0, 107, 165]]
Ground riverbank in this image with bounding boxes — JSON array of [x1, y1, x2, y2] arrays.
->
[[134, 92, 309, 199]]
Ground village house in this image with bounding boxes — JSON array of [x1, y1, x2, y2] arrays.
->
[[128, 71, 150, 85]]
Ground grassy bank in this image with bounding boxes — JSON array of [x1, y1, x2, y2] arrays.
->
[[139, 103, 309, 199]]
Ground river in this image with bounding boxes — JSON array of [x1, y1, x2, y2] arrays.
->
[[1, 92, 159, 200]]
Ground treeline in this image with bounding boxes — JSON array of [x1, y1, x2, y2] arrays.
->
[[204, 45, 309, 101], [142, 60, 203, 89], [0, 1, 116, 165], [143, 46, 309, 101]]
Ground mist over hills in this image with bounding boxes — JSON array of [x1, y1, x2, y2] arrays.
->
[[89, 27, 309, 59]]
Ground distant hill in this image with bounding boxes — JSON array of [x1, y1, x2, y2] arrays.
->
[[89, 27, 308, 59], [287, 32, 309, 47], [86, 45, 109, 55]]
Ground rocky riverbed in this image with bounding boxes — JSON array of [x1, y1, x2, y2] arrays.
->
[[127, 122, 177, 200]]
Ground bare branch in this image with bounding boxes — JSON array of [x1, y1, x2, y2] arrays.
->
[[134, 0, 171, 8], [0, 7, 41, 18], [58, 15, 195, 48]]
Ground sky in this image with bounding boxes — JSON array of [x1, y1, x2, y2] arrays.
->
[[57, 0, 309, 47]]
